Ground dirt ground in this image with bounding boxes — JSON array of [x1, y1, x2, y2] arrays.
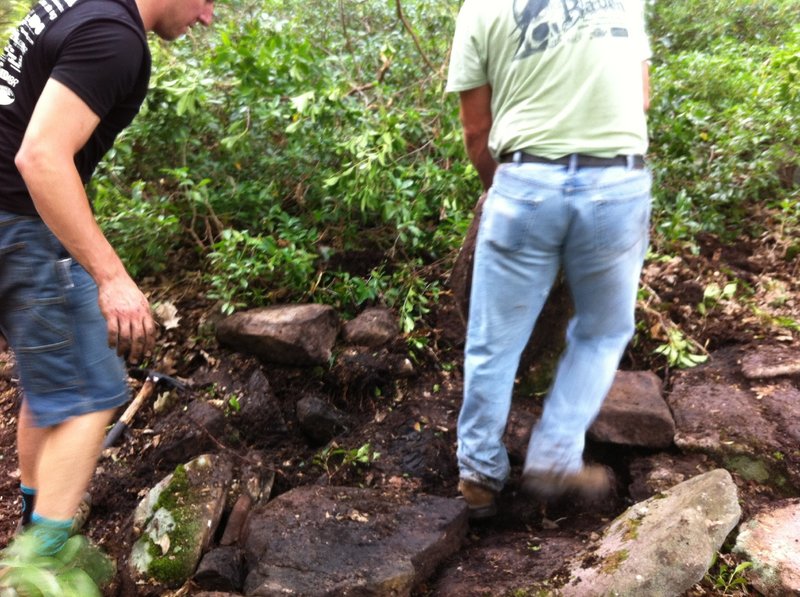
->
[[0, 211, 798, 596]]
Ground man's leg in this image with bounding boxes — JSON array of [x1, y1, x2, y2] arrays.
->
[[459, 164, 567, 493], [524, 167, 652, 479], [31, 408, 114, 521]]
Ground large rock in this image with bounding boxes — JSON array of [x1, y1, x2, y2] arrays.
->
[[588, 370, 675, 448], [242, 486, 468, 596], [562, 469, 741, 596], [734, 499, 800, 595], [216, 304, 339, 366], [130, 454, 234, 589]]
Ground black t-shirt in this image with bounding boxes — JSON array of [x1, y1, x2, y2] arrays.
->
[[0, 0, 151, 215]]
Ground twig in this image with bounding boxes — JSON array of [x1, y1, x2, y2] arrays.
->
[[346, 54, 392, 97], [394, 0, 435, 72]]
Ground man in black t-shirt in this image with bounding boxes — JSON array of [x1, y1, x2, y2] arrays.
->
[[0, 0, 214, 558]]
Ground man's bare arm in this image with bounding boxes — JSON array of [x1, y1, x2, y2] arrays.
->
[[15, 78, 155, 362], [642, 61, 650, 112], [459, 84, 496, 191]]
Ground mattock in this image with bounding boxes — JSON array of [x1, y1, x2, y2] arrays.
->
[[102, 369, 187, 450]]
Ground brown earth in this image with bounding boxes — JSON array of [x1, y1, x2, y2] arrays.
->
[[0, 216, 798, 596]]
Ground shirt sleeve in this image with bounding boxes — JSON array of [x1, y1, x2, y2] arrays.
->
[[445, 0, 489, 93], [49, 20, 145, 119]]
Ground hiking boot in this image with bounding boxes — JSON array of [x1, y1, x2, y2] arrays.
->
[[521, 464, 611, 502], [70, 492, 92, 536], [458, 479, 498, 519]]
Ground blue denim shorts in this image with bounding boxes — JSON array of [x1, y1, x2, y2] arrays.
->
[[0, 211, 129, 427]]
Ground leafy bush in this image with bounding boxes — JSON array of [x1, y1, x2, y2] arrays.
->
[[91, 0, 471, 330], [648, 0, 799, 53], [648, 23, 800, 246]]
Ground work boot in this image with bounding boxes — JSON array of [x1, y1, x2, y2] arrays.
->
[[458, 479, 498, 519], [521, 464, 611, 502]]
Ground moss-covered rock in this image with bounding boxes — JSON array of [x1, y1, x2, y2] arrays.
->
[[129, 454, 234, 589]]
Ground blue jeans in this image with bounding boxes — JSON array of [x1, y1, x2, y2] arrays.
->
[[0, 211, 129, 427], [458, 161, 652, 491]]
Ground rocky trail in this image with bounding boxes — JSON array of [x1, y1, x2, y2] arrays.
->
[[0, 228, 798, 596]]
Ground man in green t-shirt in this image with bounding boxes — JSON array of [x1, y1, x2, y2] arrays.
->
[[447, 0, 652, 518]]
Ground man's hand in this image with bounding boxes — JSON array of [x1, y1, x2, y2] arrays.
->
[[97, 275, 156, 362]]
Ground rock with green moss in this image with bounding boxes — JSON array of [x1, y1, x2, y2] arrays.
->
[[561, 469, 740, 596], [129, 454, 234, 589]]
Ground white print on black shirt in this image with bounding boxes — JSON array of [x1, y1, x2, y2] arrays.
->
[[0, 0, 78, 106], [513, 0, 628, 59]]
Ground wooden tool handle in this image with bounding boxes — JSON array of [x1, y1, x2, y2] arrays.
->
[[102, 378, 156, 449]]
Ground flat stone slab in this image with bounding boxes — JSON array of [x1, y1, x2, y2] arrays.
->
[[242, 486, 468, 596], [666, 346, 800, 488], [588, 370, 675, 448], [734, 499, 800, 595]]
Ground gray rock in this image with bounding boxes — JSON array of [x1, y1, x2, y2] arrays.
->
[[562, 469, 741, 596], [194, 546, 245, 592], [734, 499, 800, 595], [296, 395, 349, 445], [588, 370, 675, 448], [242, 486, 468, 596], [130, 454, 234, 589], [216, 304, 339, 366], [342, 307, 398, 347]]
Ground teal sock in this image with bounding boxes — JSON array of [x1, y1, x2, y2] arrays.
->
[[20, 484, 36, 526], [29, 512, 73, 556]]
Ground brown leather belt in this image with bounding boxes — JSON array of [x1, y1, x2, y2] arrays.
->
[[500, 152, 645, 169]]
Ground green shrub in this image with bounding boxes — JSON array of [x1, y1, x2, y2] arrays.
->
[[648, 25, 800, 246]]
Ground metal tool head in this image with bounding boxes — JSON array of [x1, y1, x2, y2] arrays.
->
[[129, 368, 188, 392]]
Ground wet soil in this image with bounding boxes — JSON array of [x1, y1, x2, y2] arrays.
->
[[0, 219, 798, 596]]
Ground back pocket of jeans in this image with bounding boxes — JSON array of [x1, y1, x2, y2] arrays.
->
[[592, 169, 652, 255], [480, 194, 531, 253]]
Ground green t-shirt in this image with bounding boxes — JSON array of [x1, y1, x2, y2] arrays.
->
[[446, 0, 651, 159]]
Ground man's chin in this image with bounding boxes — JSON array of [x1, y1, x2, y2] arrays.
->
[[154, 27, 186, 41]]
